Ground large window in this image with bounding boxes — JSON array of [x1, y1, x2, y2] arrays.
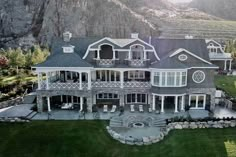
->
[[128, 71, 145, 79], [97, 93, 119, 99], [189, 95, 206, 109], [153, 71, 187, 87], [126, 93, 146, 104]]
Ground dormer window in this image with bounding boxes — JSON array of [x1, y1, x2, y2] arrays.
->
[[63, 46, 74, 53], [63, 31, 72, 42]]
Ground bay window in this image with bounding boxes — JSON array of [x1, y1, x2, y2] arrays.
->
[[152, 70, 187, 87]]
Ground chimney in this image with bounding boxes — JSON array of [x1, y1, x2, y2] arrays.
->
[[131, 33, 139, 39], [185, 35, 194, 39], [63, 31, 72, 42]]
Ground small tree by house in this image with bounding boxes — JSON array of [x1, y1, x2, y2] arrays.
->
[[31, 45, 50, 65], [7, 48, 25, 74]]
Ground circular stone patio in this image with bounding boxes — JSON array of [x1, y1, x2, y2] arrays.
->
[[107, 115, 167, 145]]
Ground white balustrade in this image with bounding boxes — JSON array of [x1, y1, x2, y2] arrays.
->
[[92, 81, 121, 88], [98, 59, 114, 66], [209, 53, 232, 59], [123, 81, 151, 88], [129, 59, 144, 67]]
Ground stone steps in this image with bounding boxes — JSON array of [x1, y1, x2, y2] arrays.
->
[[109, 117, 123, 127], [25, 111, 37, 119], [152, 119, 166, 128]]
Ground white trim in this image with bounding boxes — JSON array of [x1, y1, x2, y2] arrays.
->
[[192, 70, 205, 84], [178, 54, 188, 61], [206, 39, 221, 47], [152, 93, 186, 96], [189, 94, 206, 109], [169, 48, 212, 65], [83, 37, 160, 61]]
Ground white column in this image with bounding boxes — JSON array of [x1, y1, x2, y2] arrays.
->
[[47, 97, 51, 112], [229, 60, 232, 71], [65, 71, 67, 82], [120, 71, 124, 88], [37, 72, 41, 89], [144, 51, 147, 60], [61, 95, 63, 102], [80, 97, 83, 111], [181, 95, 185, 111], [152, 95, 156, 110], [175, 96, 178, 113], [224, 60, 227, 71], [161, 96, 164, 113], [128, 50, 131, 60], [46, 72, 49, 89], [113, 50, 116, 60], [97, 50, 100, 59], [88, 71, 91, 90], [79, 72, 82, 90]]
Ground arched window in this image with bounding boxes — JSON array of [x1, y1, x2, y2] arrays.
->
[[100, 44, 113, 59]]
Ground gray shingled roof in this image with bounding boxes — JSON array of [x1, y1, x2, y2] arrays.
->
[[143, 38, 211, 61], [151, 57, 189, 69], [35, 52, 92, 67], [35, 37, 101, 67]]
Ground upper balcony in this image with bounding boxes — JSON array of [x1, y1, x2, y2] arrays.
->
[[209, 52, 232, 60]]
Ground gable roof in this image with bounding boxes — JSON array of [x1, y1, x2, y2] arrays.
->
[[169, 48, 212, 65], [144, 38, 212, 62], [150, 57, 189, 69], [205, 39, 222, 47]]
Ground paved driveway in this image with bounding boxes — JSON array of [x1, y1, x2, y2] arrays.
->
[[0, 104, 34, 117]]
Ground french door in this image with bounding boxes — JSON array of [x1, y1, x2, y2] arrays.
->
[[126, 93, 147, 104]]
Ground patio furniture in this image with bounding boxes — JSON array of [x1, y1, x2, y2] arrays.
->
[[139, 105, 144, 112], [61, 103, 73, 109], [103, 105, 108, 113], [110, 105, 117, 113], [130, 105, 135, 112], [148, 107, 152, 113]]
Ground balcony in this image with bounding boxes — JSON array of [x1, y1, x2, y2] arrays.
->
[[125, 59, 149, 67], [92, 81, 121, 88], [123, 81, 151, 88], [95, 59, 116, 67], [40, 81, 88, 90], [209, 53, 232, 59]]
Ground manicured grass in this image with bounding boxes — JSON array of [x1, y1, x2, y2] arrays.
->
[[215, 75, 236, 98], [0, 121, 236, 157]]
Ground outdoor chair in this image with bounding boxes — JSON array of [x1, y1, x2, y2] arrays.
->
[[110, 105, 117, 113], [139, 105, 144, 112], [103, 105, 108, 113], [130, 105, 135, 112], [148, 107, 152, 113]]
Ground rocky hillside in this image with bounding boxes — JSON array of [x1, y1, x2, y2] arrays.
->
[[1, 0, 236, 48], [189, 0, 236, 21]]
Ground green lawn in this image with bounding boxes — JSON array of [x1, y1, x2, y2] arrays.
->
[[0, 121, 236, 157], [215, 75, 236, 98]]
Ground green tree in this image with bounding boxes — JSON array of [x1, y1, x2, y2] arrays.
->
[[24, 51, 33, 68], [31, 45, 49, 65], [7, 48, 25, 74], [225, 40, 236, 59]]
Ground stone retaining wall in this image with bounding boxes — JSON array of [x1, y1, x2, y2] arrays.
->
[[0, 117, 30, 123], [107, 119, 236, 146], [0, 97, 23, 109]]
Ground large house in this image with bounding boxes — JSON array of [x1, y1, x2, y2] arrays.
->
[[33, 32, 219, 114]]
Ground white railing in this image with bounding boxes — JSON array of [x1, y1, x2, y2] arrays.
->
[[209, 53, 232, 59], [41, 80, 47, 89], [98, 59, 114, 66], [92, 81, 120, 88], [129, 59, 144, 67], [40, 82, 88, 90], [123, 81, 151, 88]]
